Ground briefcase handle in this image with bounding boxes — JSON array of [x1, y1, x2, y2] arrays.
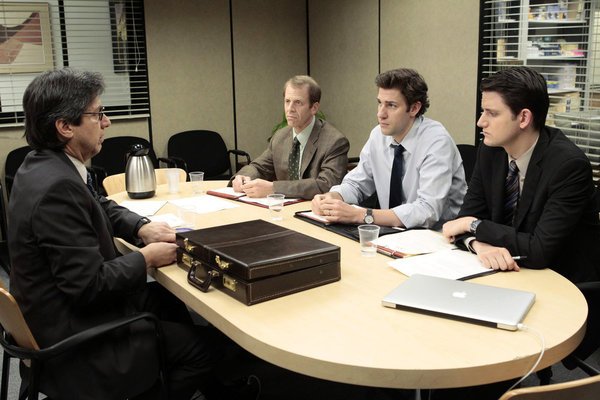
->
[[187, 262, 220, 293]]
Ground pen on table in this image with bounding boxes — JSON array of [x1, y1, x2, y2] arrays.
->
[[512, 256, 527, 260]]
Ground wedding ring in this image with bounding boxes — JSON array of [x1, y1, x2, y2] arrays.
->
[[328, 210, 332, 216]]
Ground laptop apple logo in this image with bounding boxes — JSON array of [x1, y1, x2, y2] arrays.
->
[[452, 291, 467, 299]]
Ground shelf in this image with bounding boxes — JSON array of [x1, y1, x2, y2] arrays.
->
[[528, 19, 586, 24], [527, 56, 585, 60], [548, 88, 581, 94]]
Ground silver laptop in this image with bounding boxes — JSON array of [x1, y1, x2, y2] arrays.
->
[[382, 274, 535, 331]]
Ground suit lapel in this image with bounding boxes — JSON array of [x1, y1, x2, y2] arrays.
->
[[490, 149, 509, 222], [300, 119, 322, 178], [515, 130, 548, 228]]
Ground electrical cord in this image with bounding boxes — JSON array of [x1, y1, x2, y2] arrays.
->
[[502, 323, 546, 396]]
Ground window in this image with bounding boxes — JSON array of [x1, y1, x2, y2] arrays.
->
[[0, 0, 148, 126], [480, 0, 600, 172]]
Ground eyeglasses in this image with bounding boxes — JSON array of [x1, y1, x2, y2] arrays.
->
[[82, 106, 106, 121]]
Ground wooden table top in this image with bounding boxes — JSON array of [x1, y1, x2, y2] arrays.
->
[[110, 180, 587, 389]]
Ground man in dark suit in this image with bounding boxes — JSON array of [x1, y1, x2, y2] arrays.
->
[[8, 69, 219, 399], [443, 66, 600, 284], [231, 75, 349, 199]]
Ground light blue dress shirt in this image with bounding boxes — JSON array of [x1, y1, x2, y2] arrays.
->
[[330, 116, 467, 230]]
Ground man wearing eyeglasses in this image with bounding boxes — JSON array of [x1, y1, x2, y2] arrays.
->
[[7, 68, 235, 399]]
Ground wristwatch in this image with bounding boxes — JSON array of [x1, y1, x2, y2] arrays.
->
[[135, 216, 152, 237], [363, 208, 374, 224], [470, 219, 482, 235]]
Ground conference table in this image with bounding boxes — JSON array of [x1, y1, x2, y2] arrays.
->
[[109, 180, 587, 390]]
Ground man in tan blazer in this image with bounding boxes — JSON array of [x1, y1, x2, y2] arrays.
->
[[231, 75, 349, 199]]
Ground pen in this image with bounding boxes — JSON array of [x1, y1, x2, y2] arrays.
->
[[512, 256, 527, 260]]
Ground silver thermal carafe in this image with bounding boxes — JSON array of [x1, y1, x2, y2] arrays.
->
[[125, 143, 156, 199]]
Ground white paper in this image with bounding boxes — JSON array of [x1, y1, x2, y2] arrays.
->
[[168, 196, 240, 214], [208, 187, 245, 198], [388, 249, 490, 280], [237, 196, 300, 206], [298, 211, 329, 223], [372, 229, 456, 255], [119, 200, 167, 216], [148, 213, 185, 227]]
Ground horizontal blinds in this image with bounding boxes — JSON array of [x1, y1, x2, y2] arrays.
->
[[0, 0, 148, 126], [481, 0, 600, 172]]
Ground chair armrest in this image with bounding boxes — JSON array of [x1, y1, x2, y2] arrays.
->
[[1, 312, 163, 362], [228, 150, 251, 167], [164, 156, 188, 172], [157, 157, 177, 168]]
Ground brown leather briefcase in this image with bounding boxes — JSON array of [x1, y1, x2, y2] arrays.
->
[[176, 219, 341, 305]]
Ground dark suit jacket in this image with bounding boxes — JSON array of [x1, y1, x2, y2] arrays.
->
[[234, 118, 349, 199], [459, 126, 600, 283], [8, 149, 157, 399]]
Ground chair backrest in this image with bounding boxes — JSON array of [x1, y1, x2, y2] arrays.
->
[[457, 144, 477, 184], [498, 374, 600, 400], [167, 130, 230, 179], [0, 286, 39, 351], [102, 168, 187, 196], [5, 145, 33, 198], [91, 136, 158, 177]]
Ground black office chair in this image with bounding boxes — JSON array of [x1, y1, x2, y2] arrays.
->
[[91, 136, 160, 193], [0, 285, 169, 400], [160, 130, 250, 180], [457, 144, 477, 184], [5, 146, 32, 199], [0, 182, 9, 274]]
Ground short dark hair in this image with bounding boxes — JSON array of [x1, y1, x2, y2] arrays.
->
[[23, 68, 105, 150], [480, 66, 549, 131], [283, 75, 321, 106], [375, 68, 430, 117]]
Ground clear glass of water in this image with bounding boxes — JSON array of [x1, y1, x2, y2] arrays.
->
[[267, 193, 285, 221], [358, 224, 380, 257]]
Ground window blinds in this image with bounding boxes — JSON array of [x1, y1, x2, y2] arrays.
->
[[480, 0, 600, 171], [0, 0, 148, 126]]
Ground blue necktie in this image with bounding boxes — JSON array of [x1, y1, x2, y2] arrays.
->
[[389, 145, 405, 208], [504, 160, 519, 226], [86, 170, 98, 199], [288, 137, 301, 180]]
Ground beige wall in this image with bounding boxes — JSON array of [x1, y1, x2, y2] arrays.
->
[[310, 0, 380, 158], [144, 0, 234, 159], [1, 0, 480, 187], [232, 0, 307, 158], [381, 0, 480, 145]]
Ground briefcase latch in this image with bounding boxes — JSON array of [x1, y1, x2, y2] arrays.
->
[[215, 255, 230, 270], [183, 238, 196, 253], [223, 275, 237, 292]]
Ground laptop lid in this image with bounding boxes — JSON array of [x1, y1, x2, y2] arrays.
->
[[382, 274, 535, 331]]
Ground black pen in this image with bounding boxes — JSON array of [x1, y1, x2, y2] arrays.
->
[[512, 256, 527, 260]]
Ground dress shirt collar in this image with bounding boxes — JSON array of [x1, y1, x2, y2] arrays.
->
[[508, 136, 539, 192], [65, 152, 88, 183], [387, 115, 423, 152], [292, 115, 316, 148]]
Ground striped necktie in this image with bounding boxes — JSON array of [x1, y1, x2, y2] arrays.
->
[[503, 160, 519, 226], [389, 144, 405, 208], [86, 170, 98, 199], [288, 137, 301, 180]]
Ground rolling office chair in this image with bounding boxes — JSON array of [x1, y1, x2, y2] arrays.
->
[[0, 182, 8, 274], [4, 146, 32, 199], [457, 144, 477, 184], [160, 130, 250, 180], [0, 280, 168, 400], [497, 374, 600, 400], [91, 136, 160, 194], [102, 168, 187, 196]]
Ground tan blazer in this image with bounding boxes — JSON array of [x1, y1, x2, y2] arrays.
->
[[235, 118, 350, 199]]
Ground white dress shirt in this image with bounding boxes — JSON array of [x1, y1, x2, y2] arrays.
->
[[330, 116, 467, 230]]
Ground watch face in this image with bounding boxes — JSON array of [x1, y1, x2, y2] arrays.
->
[[365, 215, 374, 224]]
